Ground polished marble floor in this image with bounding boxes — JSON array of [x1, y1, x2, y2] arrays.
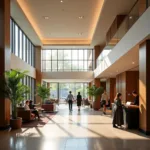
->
[[0, 104, 150, 150]]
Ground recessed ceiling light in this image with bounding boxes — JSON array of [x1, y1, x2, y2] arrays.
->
[[44, 16, 49, 20], [78, 33, 83, 35], [132, 61, 135, 64], [60, 0, 63, 3], [79, 16, 84, 19]]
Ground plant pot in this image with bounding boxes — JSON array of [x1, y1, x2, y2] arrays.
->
[[93, 100, 100, 111], [10, 117, 22, 129]]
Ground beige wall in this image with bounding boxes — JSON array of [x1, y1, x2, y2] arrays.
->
[[11, 54, 36, 78], [42, 71, 94, 80]]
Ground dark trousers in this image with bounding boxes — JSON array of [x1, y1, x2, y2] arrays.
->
[[68, 100, 73, 111], [32, 110, 40, 119]]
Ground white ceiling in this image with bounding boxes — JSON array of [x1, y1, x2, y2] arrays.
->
[[11, 0, 137, 47]]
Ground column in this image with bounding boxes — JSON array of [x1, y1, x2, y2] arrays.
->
[[139, 40, 150, 134], [106, 78, 116, 104], [35, 46, 42, 103], [93, 78, 101, 110], [88, 82, 92, 100], [47, 82, 50, 99], [0, 0, 11, 128]]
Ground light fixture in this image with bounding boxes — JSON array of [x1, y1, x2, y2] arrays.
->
[[60, 0, 63, 3], [79, 16, 84, 19], [132, 61, 135, 64], [129, 16, 133, 19], [78, 33, 83, 36], [44, 16, 49, 20]]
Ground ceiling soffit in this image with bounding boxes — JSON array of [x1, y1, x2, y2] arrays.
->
[[16, 0, 104, 46]]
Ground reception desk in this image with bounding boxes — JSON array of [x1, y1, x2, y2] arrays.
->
[[112, 103, 139, 129], [125, 105, 139, 129]]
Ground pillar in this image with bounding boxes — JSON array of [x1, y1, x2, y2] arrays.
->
[[93, 78, 101, 110], [35, 46, 42, 103], [47, 82, 50, 99], [139, 40, 150, 135], [106, 78, 116, 104], [88, 82, 92, 100], [0, 0, 11, 128]]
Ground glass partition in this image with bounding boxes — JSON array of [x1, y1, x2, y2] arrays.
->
[[96, 0, 149, 68], [97, 49, 112, 67]]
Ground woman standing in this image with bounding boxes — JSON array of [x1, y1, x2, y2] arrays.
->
[[101, 90, 109, 115], [113, 93, 124, 128], [77, 92, 82, 111]]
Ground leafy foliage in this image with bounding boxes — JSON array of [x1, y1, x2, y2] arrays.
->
[[36, 84, 50, 103], [0, 69, 30, 119], [87, 85, 104, 101]]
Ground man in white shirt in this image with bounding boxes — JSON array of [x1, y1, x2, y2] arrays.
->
[[67, 91, 74, 111]]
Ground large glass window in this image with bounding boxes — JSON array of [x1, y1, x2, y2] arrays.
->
[[42, 49, 93, 72], [10, 18, 35, 67]]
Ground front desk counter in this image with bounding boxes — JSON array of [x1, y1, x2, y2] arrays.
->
[[112, 103, 139, 129], [125, 105, 139, 129]]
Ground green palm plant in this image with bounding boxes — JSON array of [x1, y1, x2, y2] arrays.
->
[[36, 84, 50, 103], [0, 70, 30, 119], [87, 85, 104, 101]]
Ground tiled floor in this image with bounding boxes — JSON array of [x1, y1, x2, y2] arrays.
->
[[0, 104, 150, 150]]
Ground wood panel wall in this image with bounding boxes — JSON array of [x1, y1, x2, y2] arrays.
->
[[106, 15, 126, 45], [139, 40, 150, 134], [0, 0, 11, 128], [116, 71, 139, 103], [106, 78, 116, 103]]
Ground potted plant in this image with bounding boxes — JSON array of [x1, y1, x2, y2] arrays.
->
[[36, 84, 50, 104], [87, 85, 104, 110], [0, 70, 30, 129]]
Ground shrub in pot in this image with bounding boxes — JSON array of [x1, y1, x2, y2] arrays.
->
[[0, 70, 30, 129], [36, 84, 50, 104], [87, 85, 104, 110]]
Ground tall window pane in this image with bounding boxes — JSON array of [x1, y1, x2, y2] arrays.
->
[[72, 50, 78, 60], [64, 50, 71, 60], [58, 50, 63, 60], [52, 50, 57, 60], [52, 61, 57, 72], [15, 25, 19, 56], [19, 30, 23, 59]]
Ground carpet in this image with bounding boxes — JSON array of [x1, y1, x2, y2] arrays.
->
[[22, 113, 56, 128]]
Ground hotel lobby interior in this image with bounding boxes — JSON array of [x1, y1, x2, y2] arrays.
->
[[0, 0, 150, 150]]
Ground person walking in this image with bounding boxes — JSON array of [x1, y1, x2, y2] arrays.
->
[[112, 93, 124, 128], [77, 92, 82, 111], [67, 91, 74, 111], [101, 90, 109, 115]]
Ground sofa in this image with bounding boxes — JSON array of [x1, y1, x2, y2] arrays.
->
[[42, 104, 54, 112], [17, 107, 35, 121]]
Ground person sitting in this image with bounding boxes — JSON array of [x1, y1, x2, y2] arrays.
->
[[131, 91, 139, 106], [25, 100, 40, 121], [112, 93, 124, 128]]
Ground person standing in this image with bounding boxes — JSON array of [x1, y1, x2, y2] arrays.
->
[[101, 90, 109, 115], [112, 93, 124, 128], [132, 91, 139, 106], [77, 92, 82, 111], [67, 91, 74, 111]]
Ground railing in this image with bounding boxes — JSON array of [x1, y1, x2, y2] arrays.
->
[[96, 0, 150, 68]]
